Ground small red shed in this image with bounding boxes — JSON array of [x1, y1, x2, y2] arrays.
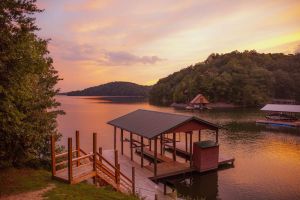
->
[[193, 140, 219, 172]]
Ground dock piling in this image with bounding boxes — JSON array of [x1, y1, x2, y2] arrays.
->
[[68, 137, 73, 183], [75, 130, 80, 166]]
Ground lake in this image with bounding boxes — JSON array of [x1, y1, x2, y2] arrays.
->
[[57, 96, 300, 200]]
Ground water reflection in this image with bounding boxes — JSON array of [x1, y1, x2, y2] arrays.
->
[[172, 172, 219, 200]]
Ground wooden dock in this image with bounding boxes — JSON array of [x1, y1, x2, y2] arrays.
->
[[256, 119, 300, 127], [51, 133, 135, 195], [102, 150, 172, 200]]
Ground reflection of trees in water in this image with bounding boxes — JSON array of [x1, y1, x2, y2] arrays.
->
[[174, 172, 218, 200], [223, 122, 300, 144], [95, 96, 148, 104]]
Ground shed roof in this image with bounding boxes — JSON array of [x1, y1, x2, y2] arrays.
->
[[190, 94, 209, 104], [261, 104, 300, 113], [107, 109, 220, 139]]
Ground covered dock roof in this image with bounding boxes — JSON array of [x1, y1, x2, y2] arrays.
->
[[190, 94, 209, 104], [261, 104, 300, 113], [107, 109, 220, 139]]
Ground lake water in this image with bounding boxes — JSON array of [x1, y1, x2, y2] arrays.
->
[[57, 96, 300, 200]]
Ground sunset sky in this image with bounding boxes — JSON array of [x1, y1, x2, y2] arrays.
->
[[36, 0, 300, 92]]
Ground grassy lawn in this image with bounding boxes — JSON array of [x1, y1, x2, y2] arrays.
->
[[0, 168, 138, 200]]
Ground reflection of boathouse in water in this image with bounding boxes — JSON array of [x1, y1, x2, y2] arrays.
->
[[169, 172, 218, 200]]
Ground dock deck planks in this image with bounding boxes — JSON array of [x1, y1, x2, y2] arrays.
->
[[102, 150, 172, 200], [55, 162, 94, 182]]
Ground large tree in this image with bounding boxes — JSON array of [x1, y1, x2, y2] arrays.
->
[[0, 0, 63, 167]]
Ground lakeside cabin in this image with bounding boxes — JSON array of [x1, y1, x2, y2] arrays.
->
[[256, 104, 300, 127]]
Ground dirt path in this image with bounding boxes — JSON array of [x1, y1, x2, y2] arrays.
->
[[0, 184, 55, 200]]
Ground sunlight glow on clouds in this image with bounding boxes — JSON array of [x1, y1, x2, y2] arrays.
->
[[36, 0, 300, 91]]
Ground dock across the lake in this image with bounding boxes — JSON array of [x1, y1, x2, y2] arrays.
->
[[256, 119, 300, 127]]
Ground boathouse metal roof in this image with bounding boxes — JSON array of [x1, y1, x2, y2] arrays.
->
[[107, 109, 220, 139], [190, 94, 209, 104], [261, 104, 300, 113]]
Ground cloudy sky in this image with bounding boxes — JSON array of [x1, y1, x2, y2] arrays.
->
[[36, 0, 300, 92]]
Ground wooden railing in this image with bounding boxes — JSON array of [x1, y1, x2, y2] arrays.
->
[[51, 132, 135, 194]]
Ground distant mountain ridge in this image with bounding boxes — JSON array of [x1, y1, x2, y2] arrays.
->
[[63, 81, 151, 96]]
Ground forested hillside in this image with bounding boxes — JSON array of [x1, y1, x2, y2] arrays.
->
[[64, 81, 151, 96], [149, 51, 300, 106]]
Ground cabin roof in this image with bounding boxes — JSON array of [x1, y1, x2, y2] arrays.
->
[[107, 109, 220, 139], [190, 94, 209, 104], [261, 104, 300, 113]]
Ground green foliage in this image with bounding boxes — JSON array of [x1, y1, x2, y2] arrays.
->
[[0, 0, 63, 167], [0, 168, 138, 200], [0, 168, 51, 196], [64, 81, 151, 97], [45, 182, 138, 200], [149, 51, 300, 106]]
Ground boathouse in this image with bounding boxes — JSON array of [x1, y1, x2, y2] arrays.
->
[[257, 104, 300, 127], [108, 109, 233, 180], [189, 94, 209, 109]]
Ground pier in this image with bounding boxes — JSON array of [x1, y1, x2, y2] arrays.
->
[[50, 109, 235, 199]]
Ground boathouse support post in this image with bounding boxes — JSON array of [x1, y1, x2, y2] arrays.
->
[[130, 132, 133, 161], [154, 136, 158, 177], [189, 131, 193, 167], [160, 134, 163, 155], [149, 139, 152, 151], [185, 132, 188, 152], [93, 133, 97, 184], [121, 129, 124, 155], [75, 130, 80, 167], [216, 129, 219, 144], [132, 167, 135, 194], [141, 136, 144, 168], [185, 132, 188, 161], [198, 130, 201, 142], [114, 126, 117, 150], [51, 135, 56, 177], [173, 132, 176, 161], [68, 137, 73, 183]]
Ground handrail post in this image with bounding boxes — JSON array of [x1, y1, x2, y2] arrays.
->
[[114, 150, 119, 184], [116, 163, 120, 185], [132, 167, 135, 195], [76, 130, 80, 167], [98, 147, 102, 165], [68, 137, 73, 184], [51, 135, 56, 177], [93, 132, 97, 184]]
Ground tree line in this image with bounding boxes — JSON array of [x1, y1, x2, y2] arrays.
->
[[149, 51, 300, 106], [0, 0, 63, 168]]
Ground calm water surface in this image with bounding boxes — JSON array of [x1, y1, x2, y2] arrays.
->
[[57, 96, 300, 200]]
